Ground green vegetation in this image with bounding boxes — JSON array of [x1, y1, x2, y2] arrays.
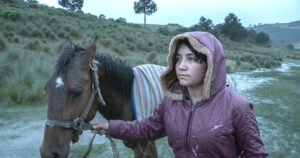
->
[[0, 1, 299, 106], [134, 0, 157, 27]]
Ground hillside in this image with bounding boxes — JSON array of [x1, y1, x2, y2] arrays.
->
[[0, 1, 299, 105], [251, 20, 300, 44]]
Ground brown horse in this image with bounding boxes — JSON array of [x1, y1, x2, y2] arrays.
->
[[40, 37, 158, 158]]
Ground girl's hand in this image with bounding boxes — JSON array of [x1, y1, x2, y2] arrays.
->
[[91, 121, 109, 135]]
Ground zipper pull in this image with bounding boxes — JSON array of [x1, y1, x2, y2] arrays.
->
[[192, 105, 195, 111]]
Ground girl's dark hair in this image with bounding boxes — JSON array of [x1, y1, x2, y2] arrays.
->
[[175, 39, 207, 63]]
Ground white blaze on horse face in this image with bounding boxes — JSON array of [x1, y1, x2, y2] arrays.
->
[[55, 76, 64, 88]]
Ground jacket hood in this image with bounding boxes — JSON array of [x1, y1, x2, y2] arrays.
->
[[160, 32, 226, 100]]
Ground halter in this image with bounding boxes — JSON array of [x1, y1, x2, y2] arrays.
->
[[45, 59, 106, 143]]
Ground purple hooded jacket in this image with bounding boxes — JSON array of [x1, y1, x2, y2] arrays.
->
[[109, 32, 268, 158]]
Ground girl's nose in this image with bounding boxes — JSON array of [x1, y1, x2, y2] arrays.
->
[[178, 59, 187, 70]]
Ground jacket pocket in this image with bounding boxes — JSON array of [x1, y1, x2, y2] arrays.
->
[[207, 123, 234, 145]]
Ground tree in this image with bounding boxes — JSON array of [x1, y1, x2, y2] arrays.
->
[[134, 0, 157, 27], [255, 32, 270, 44], [221, 13, 247, 41], [191, 16, 213, 31], [247, 29, 257, 39], [190, 16, 219, 37], [58, 0, 83, 11], [198, 16, 214, 31]]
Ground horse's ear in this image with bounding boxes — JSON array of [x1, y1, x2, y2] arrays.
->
[[61, 37, 72, 53], [83, 36, 97, 63]]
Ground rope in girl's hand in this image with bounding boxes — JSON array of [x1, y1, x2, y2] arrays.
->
[[105, 131, 119, 158], [91, 128, 119, 158]]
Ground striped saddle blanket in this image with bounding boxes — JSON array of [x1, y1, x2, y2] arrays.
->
[[130, 64, 236, 120], [131, 64, 166, 120]]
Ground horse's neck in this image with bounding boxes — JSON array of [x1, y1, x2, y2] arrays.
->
[[95, 55, 134, 120]]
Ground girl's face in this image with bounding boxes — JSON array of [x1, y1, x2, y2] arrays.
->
[[175, 43, 207, 88]]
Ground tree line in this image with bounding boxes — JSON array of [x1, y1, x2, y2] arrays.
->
[[158, 13, 271, 44], [57, 0, 270, 44]]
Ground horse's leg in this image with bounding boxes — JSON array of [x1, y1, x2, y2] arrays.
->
[[140, 141, 158, 158], [123, 140, 158, 158]]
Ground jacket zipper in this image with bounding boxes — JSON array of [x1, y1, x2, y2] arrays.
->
[[185, 105, 196, 157]]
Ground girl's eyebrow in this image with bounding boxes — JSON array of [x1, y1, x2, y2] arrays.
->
[[176, 52, 194, 56]]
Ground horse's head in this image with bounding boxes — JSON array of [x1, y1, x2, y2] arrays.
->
[[40, 37, 99, 158]]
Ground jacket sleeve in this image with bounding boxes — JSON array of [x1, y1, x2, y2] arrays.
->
[[234, 103, 269, 158], [108, 98, 166, 141]]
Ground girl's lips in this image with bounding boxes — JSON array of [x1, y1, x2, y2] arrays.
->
[[178, 74, 189, 78]]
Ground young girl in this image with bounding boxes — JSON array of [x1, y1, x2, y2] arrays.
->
[[92, 32, 268, 158]]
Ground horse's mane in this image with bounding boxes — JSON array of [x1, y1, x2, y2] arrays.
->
[[94, 53, 133, 96]]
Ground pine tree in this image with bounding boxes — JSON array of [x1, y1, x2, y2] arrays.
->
[[134, 0, 157, 27]]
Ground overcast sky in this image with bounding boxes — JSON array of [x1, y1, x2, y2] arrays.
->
[[37, 0, 300, 27]]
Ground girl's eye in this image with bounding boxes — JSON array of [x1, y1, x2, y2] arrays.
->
[[188, 56, 196, 61]]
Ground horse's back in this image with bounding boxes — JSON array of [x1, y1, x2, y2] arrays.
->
[[131, 64, 165, 120]]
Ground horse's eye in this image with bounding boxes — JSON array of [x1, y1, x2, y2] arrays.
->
[[71, 90, 82, 98]]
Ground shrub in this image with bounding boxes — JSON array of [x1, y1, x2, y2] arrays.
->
[[0, 38, 6, 50], [101, 39, 111, 48], [70, 29, 79, 38], [43, 27, 52, 38], [158, 26, 170, 36], [126, 35, 135, 42], [3, 8, 21, 21], [43, 45, 51, 53], [4, 32, 14, 42], [147, 52, 158, 64], [58, 31, 66, 38], [0, 68, 5, 90], [50, 17, 57, 23], [286, 44, 295, 50], [255, 32, 270, 44], [25, 40, 41, 50], [13, 36, 20, 43], [226, 65, 232, 73], [31, 29, 43, 38], [49, 34, 57, 40], [20, 28, 30, 36], [136, 40, 150, 52], [236, 59, 241, 66], [6, 51, 20, 62], [64, 25, 71, 32], [127, 42, 136, 51], [112, 44, 127, 56], [252, 60, 260, 68], [116, 17, 126, 23], [4, 24, 14, 31]]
